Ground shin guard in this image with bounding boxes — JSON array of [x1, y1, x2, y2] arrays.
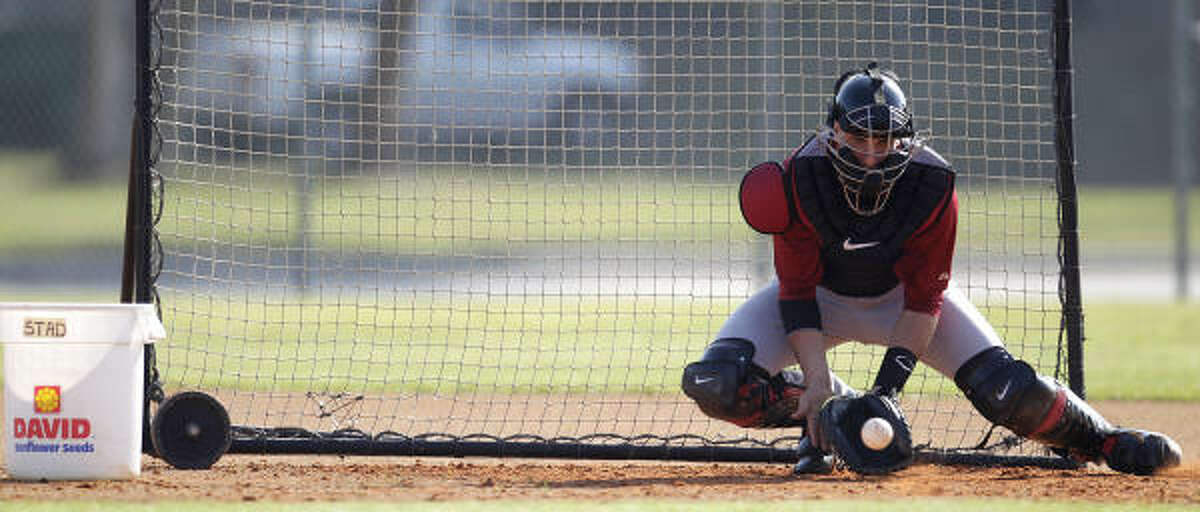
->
[[954, 347, 1111, 458]]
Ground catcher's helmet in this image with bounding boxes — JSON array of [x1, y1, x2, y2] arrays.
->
[[824, 62, 922, 216]]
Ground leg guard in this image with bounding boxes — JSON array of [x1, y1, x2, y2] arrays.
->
[[682, 338, 806, 428], [956, 347, 1182, 474], [954, 347, 1111, 456]]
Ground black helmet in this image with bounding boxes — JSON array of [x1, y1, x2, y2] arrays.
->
[[823, 62, 922, 216]]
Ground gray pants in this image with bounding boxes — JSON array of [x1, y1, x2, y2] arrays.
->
[[716, 281, 1002, 380]]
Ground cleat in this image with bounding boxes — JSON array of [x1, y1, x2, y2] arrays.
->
[[793, 453, 834, 475], [1101, 429, 1182, 476], [792, 437, 834, 475]]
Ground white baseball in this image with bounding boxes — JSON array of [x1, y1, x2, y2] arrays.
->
[[860, 417, 894, 451]]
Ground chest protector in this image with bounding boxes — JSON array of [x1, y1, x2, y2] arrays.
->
[[786, 155, 953, 297]]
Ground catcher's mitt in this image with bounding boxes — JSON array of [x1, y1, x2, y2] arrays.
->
[[817, 391, 914, 475]]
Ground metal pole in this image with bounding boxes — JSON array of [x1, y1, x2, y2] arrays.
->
[[1053, 0, 1086, 397], [1171, 0, 1195, 301], [132, 0, 160, 454]]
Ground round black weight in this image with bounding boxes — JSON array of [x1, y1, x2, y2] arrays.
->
[[151, 391, 232, 470]]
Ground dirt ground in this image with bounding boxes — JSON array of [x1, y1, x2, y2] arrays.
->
[[2, 400, 1199, 504], [2, 455, 1198, 504]]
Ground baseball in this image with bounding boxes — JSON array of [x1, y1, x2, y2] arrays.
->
[[861, 417, 894, 450]]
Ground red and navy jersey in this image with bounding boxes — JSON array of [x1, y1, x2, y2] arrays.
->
[[774, 133, 957, 333]]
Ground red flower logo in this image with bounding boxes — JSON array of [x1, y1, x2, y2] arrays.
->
[[33, 386, 61, 414]]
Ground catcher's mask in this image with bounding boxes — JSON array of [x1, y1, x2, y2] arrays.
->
[[824, 63, 924, 216]]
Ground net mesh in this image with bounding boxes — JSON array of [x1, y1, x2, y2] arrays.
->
[[150, 0, 1065, 458]]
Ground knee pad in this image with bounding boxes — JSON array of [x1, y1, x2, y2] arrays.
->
[[954, 347, 1051, 434], [682, 338, 805, 428], [682, 338, 759, 421]]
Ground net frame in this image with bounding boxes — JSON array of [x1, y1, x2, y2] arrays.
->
[[128, 0, 1084, 467]]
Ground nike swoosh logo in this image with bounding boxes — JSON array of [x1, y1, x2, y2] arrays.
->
[[995, 380, 1012, 402], [842, 238, 880, 251], [695, 376, 716, 385]]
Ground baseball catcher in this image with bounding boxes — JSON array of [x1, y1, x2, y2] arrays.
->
[[683, 62, 1182, 476]]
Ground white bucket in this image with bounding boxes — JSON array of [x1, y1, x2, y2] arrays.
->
[[1, 303, 165, 480]]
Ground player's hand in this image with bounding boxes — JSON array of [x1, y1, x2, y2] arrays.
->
[[792, 375, 834, 453], [785, 329, 836, 452]]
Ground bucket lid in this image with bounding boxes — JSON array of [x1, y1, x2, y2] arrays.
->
[[0, 303, 165, 345]]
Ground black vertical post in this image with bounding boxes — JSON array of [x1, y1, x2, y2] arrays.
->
[[128, 6, 154, 302], [1054, 0, 1085, 398], [128, 0, 159, 453]]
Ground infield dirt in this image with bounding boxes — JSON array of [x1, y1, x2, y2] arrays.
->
[[1, 400, 1199, 504]]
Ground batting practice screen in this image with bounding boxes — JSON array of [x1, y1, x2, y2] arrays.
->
[[135, 0, 1082, 463]]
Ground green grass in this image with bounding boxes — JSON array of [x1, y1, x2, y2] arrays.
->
[[1080, 301, 1200, 400], [153, 294, 733, 393], [3, 291, 1193, 401], [1078, 187, 1200, 254], [141, 162, 745, 255], [0, 153, 126, 252], [1, 154, 1196, 401], [4, 153, 1199, 255], [141, 294, 1064, 396], [957, 184, 1200, 257], [2, 500, 1196, 512]]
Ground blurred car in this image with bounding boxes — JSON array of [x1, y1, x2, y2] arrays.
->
[[165, 0, 643, 167], [165, 0, 375, 166], [398, 0, 643, 162]]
